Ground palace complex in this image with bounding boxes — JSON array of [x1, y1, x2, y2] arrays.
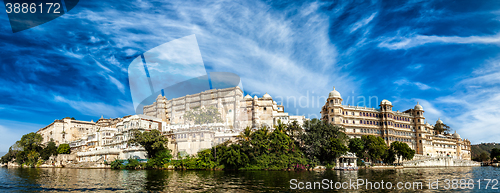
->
[[320, 87, 471, 160], [36, 86, 307, 162], [35, 86, 471, 162]]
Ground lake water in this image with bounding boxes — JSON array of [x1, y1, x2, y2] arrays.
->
[[1, 166, 499, 192]]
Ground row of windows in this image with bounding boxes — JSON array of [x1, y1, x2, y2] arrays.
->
[[434, 144, 457, 149], [329, 99, 340, 104], [175, 133, 211, 139], [341, 119, 412, 129], [338, 110, 414, 122], [386, 137, 413, 143], [355, 128, 414, 137]]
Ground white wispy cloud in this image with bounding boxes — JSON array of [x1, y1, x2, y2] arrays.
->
[[431, 60, 500, 143], [54, 95, 133, 117], [349, 12, 378, 33], [378, 34, 500, 50], [394, 78, 433, 90], [66, 0, 357, 117]]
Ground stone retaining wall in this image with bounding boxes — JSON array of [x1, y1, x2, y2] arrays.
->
[[403, 156, 480, 167]]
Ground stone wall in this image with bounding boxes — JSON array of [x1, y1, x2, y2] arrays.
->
[[403, 156, 480, 167]]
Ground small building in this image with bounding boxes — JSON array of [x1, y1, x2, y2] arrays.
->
[[335, 152, 358, 170]]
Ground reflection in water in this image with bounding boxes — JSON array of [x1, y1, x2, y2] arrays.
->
[[0, 167, 498, 192]]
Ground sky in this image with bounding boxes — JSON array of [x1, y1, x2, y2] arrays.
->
[[1, 0, 500, 152]]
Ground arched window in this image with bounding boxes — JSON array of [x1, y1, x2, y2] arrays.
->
[[264, 107, 267, 111]]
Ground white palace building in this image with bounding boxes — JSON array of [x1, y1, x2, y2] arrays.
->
[[320, 87, 471, 160]]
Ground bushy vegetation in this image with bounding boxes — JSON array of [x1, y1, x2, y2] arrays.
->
[[129, 129, 169, 158], [118, 118, 417, 171], [57, 144, 71, 154], [349, 135, 414, 165], [0, 132, 60, 167], [471, 143, 500, 161]]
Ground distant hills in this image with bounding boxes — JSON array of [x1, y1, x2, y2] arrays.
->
[[471, 143, 500, 159]]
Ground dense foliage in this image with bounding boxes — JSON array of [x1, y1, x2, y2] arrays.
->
[[57, 144, 71, 154], [171, 122, 309, 170], [129, 129, 169, 158], [471, 143, 500, 161], [389, 141, 415, 163], [361, 135, 388, 162], [299, 119, 349, 166], [491, 148, 500, 162], [1, 133, 62, 167]]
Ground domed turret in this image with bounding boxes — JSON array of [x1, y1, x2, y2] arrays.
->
[[414, 102, 423, 111], [244, 94, 252, 100], [381, 99, 392, 106], [436, 118, 443, 125], [453, 131, 461, 139], [328, 87, 341, 98], [253, 95, 258, 100], [262, 93, 272, 99]]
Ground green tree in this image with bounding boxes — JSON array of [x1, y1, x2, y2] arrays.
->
[[300, 119, 348, 165], [219, 144, 249, 169], [237, 127, 253, 143], [361, 135, 388, 162], [1, 142, 22, 164], [110, 159, 124, 169], [348, 138, 364, 158], [147, 149, 173, 169], [491, 148, 500, 161], [41, 141, 58, 160], [57, 144, 71, 154], [184, 106, 223, 124], [26, 150, 40, 167], [285, 120, 302, 139], [330, 138, 349, 160], [195, 149, 218, 169], [383, 148, 396, 164], [391, 141, 415, 163], [19, 132, 43, 152], [129, 129, 169, 158], [479, 152, 489, 162], [125, 159, 140, 169]]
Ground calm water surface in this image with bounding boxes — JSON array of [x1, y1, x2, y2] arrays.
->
[[1, 166, 499, 192]]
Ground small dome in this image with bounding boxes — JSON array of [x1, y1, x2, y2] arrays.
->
[[414, 102, 423, 111], [273, 101, 277, 105], [453, 131, 461, 139], [254, 95, 258, 100], [328, 86, 342, 98], [244, 94, 252, 100], [381, 99, 392, 106], [436, 118, 443, 125], [263, 93, 272, 99]]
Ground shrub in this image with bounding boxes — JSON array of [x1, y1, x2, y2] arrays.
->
[[125, 159, 140, 169], [110, 160, 124, 169], [57, 144, 71, 154]]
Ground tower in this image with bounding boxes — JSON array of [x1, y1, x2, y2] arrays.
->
[[324, 87, 343, 125], [413, 102, 425, 154], [379, 99, 393, 145]]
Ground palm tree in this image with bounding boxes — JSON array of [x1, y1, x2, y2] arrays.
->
[[274, 120, 286, 133], [237, 126, 253, 142]]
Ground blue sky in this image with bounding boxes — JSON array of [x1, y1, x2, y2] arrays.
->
[[1, 0, 500, 152]]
